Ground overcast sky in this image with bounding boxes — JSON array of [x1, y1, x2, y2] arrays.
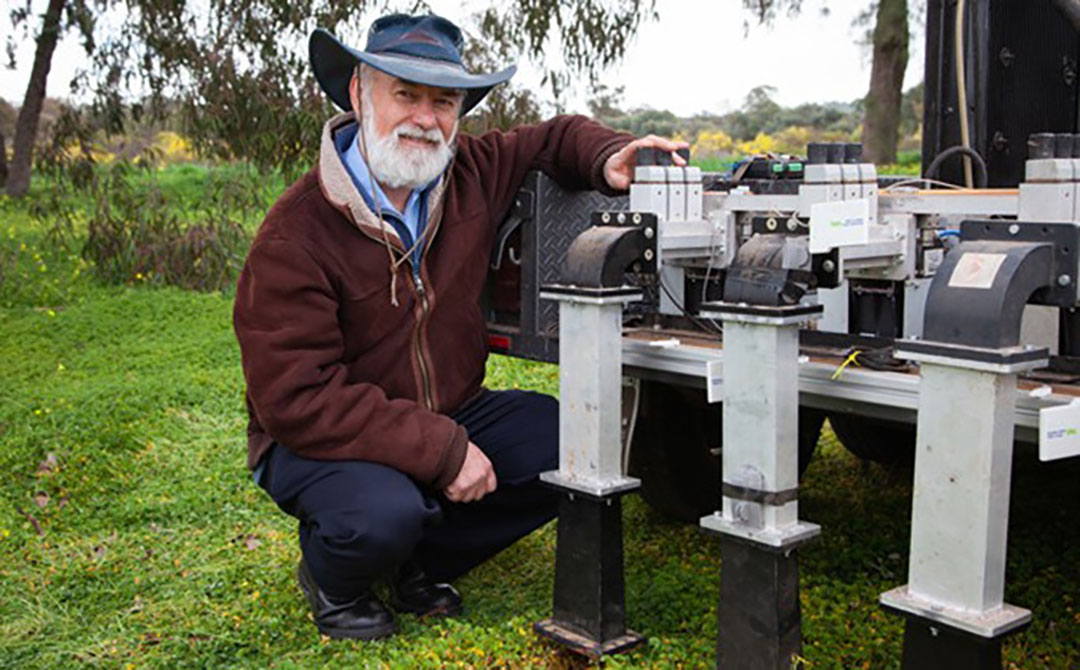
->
[[2, 0, 925, 116]]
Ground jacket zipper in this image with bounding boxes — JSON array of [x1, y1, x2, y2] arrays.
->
[[413, 271, 435, 411], [338, 201, 439, 411]]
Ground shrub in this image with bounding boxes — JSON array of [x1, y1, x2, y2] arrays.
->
[[31, 158, 257, 292], [692, 129, 734, 158]]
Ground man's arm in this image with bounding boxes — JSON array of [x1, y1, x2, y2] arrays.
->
[[233, 236, 469, 489]]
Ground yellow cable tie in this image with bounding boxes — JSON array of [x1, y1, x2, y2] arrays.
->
[[831, 350, 862, 381]]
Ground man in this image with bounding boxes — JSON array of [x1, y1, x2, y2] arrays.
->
[[233, 13, 687, 641]]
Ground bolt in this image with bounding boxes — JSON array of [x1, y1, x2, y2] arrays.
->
[[735, 503, 750, 523], [644, 227, 655, 239], [822, 259, 836, 273], [786, 218, 799, 231], [1009, 223, 1020, 235], [766, 217, 778, 231], [999, 47, 1015, 68], [632, 212, 642, 224], [601, 212, 611, 223], [1059, 274, 1072, 287], [992, 131, 1009, 153], [643, 249, 655, 261], [616, 212, 626, 224]]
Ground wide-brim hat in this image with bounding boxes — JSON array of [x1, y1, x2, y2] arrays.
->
[[310, 14, 516, 117]]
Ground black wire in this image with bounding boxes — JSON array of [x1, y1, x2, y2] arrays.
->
[[925, 145, 989, 189], [843, 346, 909, 372], [659, 279, 723, 336]]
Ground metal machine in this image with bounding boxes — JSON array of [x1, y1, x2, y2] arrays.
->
[[481, 1, 1080, 667]]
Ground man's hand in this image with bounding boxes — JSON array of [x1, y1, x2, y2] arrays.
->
[[603, 135, 691, 191], [443, 442, 497, 503]]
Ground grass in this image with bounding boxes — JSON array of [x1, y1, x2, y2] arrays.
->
[[1, 166, 1078, 669]]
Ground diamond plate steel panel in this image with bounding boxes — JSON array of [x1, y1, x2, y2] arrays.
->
[[532, 173, 629, 337]]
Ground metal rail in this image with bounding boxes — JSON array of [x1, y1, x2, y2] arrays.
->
[[622, 334, 1068, 444]]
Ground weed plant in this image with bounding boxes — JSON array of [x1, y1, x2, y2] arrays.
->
[[24, 154, 282, 293]]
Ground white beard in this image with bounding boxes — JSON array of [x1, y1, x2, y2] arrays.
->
[[360, 92, 456, 191]]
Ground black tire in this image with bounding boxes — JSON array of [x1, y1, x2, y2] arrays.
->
[[628, 379, 826, 523], [827, 412, 916, 465]]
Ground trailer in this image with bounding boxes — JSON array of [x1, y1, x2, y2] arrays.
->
[[483, 2, 1080, 668]]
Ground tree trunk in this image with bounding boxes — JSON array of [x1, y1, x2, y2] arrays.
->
[[0, 129, 8, 189], [7, 0, 66, 198], [863, 0, 909, 165]]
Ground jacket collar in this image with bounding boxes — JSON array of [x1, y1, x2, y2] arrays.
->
[[318, 111, 449, 247]]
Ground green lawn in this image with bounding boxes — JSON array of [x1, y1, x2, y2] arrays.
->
[[1, 175, 1078, 669]]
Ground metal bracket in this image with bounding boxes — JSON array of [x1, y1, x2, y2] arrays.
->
[[922, 239, 1053, 348], [959, 219, 1080, 307], [559, 215, 657, 288], [723, 234, 817, 306], [490, 190, 535, 271]]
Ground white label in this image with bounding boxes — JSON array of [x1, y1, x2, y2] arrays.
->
[[948, 252, 1006, 289], [809, 198, 871, 253], [1039, 400, 1080, 462], [706, 359, 723, 404]]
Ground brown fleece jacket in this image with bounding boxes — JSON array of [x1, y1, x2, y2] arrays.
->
[[233, 112, 633, 489]]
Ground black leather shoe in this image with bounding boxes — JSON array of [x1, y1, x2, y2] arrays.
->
[[296, 559, 397, 640], [389, 561, 463, 617]]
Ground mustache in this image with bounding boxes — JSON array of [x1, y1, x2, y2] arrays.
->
[[394, 124, 447, 146]]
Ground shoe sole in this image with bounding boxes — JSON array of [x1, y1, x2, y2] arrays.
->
[[296, 563, 398, 641], [315, 620, 398, 641], [389, 599, 464, 619]]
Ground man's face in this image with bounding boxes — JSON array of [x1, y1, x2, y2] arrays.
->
[[349, 66, 463, 190]]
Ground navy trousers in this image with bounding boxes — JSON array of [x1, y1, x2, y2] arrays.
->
[[257, 389, 559, 598]]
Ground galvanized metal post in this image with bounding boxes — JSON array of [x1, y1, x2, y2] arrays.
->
[[700, 303, 823, 670], [534, 286, 645, 657], [882, 346, 1047, 669]]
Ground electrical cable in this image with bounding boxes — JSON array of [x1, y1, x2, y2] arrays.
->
[[659, 279, 723, 336], [700, 214, 725, 315], [883, 177, 966, 191], [925, 145, 988, 188], [620, 377, 640, 474], [955, 0, 975, 188], [831, 346, 909, 379]]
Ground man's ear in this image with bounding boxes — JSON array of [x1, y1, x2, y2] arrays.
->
[[348, 70, 362, 113]]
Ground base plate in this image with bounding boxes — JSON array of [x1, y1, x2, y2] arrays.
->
[[880, 585, 1032, 638], [539, 471, 641, 498], [534, 619, 645, 658], [700, 513, 821, 551]]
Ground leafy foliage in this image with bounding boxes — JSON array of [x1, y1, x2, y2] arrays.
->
[[25, 153, 274, 292], [9, 0, 657, 179]]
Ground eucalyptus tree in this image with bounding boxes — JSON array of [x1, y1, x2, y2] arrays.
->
[[5, 0, 655, 196], [742, 0, 920, 164]]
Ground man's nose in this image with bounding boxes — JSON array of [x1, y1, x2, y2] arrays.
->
[[410, 101, 437, 128]]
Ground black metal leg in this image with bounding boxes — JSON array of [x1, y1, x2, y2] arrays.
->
[[884, 612, 1029, 670], [534, 489, 645, 657], [716, 536, 804, 670]]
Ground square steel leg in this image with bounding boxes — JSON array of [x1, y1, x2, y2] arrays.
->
[[534, 489, 644, 658]]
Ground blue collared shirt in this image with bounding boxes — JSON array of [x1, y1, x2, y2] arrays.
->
[[333, 122, 438, 262]]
